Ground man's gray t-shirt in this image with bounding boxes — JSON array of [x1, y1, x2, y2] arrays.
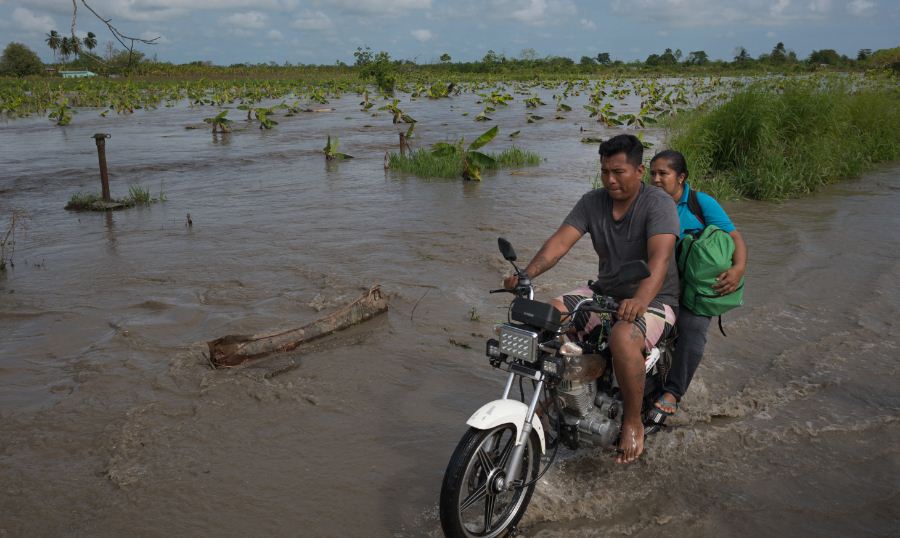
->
[[563, 183, 680, 306]]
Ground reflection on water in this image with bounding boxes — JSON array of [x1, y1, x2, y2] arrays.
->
[[0, 90, 898, 537]]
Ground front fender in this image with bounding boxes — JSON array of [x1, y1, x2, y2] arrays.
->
[[466, 399, 546, 454]]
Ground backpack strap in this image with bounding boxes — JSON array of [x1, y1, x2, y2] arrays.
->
[[686, 188, 705, 227]]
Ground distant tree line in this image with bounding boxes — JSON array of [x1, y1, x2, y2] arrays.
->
[[1, 38, 898, 79]]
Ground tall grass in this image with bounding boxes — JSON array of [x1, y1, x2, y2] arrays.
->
[[667, 77, 900, 200], [65, 184, 165, 210], [388, 145, 540, 179]]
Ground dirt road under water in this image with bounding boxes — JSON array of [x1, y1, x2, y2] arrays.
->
[[1, 91, 898, 536]]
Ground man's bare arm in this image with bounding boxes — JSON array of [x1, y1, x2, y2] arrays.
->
[[504, 224, 582, 288], [617, 233, 676, 321]]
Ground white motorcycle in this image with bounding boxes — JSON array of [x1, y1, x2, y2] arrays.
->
[[439, 238, 674, 537]]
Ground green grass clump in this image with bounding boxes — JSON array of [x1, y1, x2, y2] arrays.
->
[[65, 184, 166, 210], [65, 192, 104, 210], [388, 145, 540, 179], [494, 146, 542, 167], [667, 77, 900, 200]]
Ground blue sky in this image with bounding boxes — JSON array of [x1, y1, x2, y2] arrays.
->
[[2, 0, 897, 65]]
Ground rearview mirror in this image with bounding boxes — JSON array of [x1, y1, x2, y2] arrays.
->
[[618, 260, 650, 284], [497, 237, 517, 262]]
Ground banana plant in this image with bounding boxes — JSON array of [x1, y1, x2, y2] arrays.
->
[[48, 99, 73, 126], [254, 107, 278, 129], [323, 135, 353, 160], [431, 125, 499, 181], [427, 82, 451, 99], [360, 90, 374, 111], [619, 104, 657, 129], [379, 99, 415, 124], [554, 94, 572, 112], [584, 102, 622, 127], [203, 110, 232, 133], [524, 94, 545, 108]]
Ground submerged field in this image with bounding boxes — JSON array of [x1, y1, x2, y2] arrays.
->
[[2, 71, 897, 198], [1, 70, 899, 535]]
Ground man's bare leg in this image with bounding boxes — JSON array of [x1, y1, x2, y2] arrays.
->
[[609, 321, 646, 464]]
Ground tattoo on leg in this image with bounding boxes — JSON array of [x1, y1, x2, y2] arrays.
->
[[629, 322, 643, 343]]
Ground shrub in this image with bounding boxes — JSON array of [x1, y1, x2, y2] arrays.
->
[[667, 78, 900, 200], [0, 43, 43, 77]]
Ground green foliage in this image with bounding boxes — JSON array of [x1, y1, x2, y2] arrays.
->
[[65, 184, 165, 210], [203, 110, 232, 132], [323, 135, 353, 160], [127, 184, 152, 204], [866, 47, 900, 72], [388, 133, 539, 180], [354, 46, 396, 93], [48, 99, 74, 126], [0, 42, 43, 77], [254, 107, 278, 129], [667, 78, 900, 200], [808, 49, 845, 65], [685, 50, 709, 66]]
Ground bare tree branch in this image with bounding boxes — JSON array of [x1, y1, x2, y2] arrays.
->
[[71, 0, 160, 70]]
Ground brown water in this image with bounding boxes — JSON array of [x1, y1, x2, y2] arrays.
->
[[1, 89, 898, 537]]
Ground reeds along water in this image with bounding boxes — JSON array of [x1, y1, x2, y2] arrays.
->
[[668, 77, 900, 200], [387, 145, 541, 179]]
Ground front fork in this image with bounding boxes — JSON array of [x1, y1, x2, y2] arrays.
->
[[499, 371, 545, 490]]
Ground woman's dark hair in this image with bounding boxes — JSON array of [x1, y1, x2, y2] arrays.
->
[[598, 134, 643, 167], [650, 149, 689, 180]]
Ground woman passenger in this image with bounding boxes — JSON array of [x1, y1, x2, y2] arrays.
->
[[649, 150, 748, 417]]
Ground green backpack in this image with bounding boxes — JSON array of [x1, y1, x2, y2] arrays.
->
[[676, 190, 744, 318]]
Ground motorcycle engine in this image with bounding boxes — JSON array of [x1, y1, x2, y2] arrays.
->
[[557, 381, 621, 449]]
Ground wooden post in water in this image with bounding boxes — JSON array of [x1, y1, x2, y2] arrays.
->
[[399, 132, 409, 156], [92, 133, 111, 202]]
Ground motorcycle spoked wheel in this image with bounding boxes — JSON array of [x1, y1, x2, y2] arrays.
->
[[439, 424, 541, 538]]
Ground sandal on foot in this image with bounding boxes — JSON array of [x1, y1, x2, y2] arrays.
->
[[653, 394, 678, 416], [645, 395, 677, 425]]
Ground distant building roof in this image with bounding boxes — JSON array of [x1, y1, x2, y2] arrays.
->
[[60, 70, 97, 78]]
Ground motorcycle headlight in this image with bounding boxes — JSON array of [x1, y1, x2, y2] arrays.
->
[[541, 355, 565, 377], [495, 324, 539, 363]]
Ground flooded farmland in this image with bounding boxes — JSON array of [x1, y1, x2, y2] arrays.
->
[[1, 87, 898, 536]]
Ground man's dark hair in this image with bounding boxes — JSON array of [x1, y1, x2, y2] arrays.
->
[[650, 149, 689, 180], [598, 134, 644, 167]]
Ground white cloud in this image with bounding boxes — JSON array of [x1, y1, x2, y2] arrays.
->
[[321, 0, 431, 15], [807, 0, 831, 13], [15, 0, 300, 23], [766, 30, 776, 37], [220, 11, 268, 29], [847, 0, 875, 16], [267, 29, 284, 40], [12, 7, 57, 35], [611, 0, 829, 26], [500, 0, 576, 26], [579, 18, 596, 30], [292, 10, 333, 30], [411, 29, 433, 42], [769, 0, 790, 17]]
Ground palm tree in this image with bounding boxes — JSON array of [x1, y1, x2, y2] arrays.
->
[[46, 30, 60, 62], [59, 37, 71, 62], [83, 32, 97, 53]]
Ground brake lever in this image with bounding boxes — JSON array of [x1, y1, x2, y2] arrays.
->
[[489, 288, 513, 294]]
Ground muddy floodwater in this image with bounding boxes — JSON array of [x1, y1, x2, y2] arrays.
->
[[1, 89, 898, 537]]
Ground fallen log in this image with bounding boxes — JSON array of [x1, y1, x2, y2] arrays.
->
[[207, 285, 388, 368]]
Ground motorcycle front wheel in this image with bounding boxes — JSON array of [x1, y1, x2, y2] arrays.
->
[[439, 425, 541, 538]]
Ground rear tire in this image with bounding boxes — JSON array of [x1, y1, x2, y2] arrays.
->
[[439, 425, 541, 538]]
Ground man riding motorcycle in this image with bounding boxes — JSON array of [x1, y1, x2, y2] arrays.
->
[[503, 134, 680, 463]]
